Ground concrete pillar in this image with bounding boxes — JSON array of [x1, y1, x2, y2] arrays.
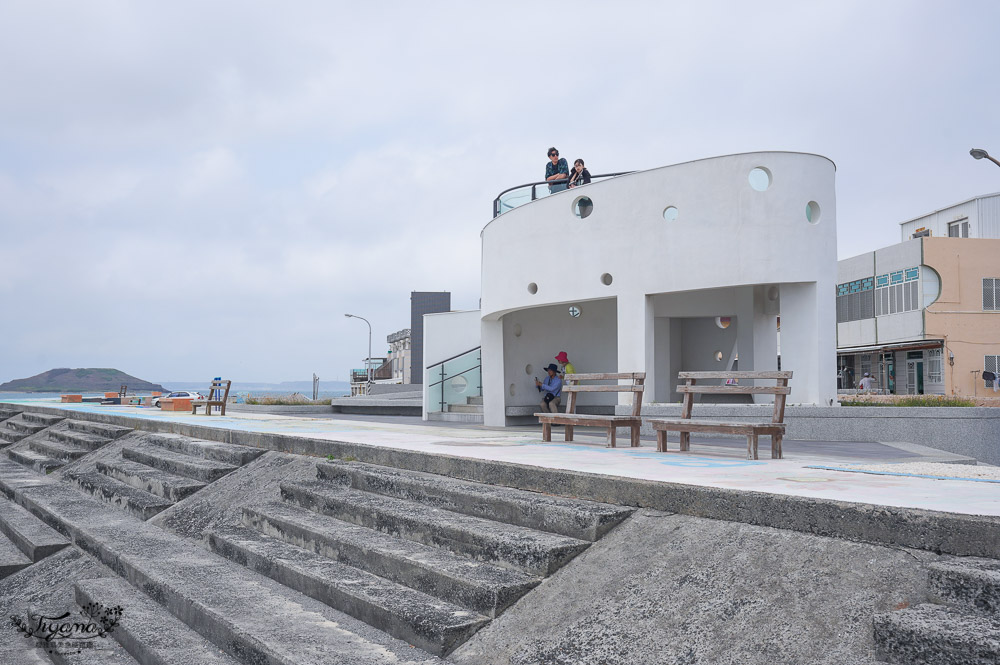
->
[[752, 285, 780, 403], [617, 295, 654, 407], [481, 317, 506, 427], [779, 282, 837, 405]]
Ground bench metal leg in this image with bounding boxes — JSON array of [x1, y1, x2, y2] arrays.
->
[[542, 422, 552, 442], [656, 430, 667, 453], [606, 427, 616, 448], [565, 425, 574, 442], [679, 432, 690, 452], [772, 433, 782, 459], [630, 424, 640, 448]]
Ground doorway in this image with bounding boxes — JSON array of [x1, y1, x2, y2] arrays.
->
[[906, 352, 924, 395]]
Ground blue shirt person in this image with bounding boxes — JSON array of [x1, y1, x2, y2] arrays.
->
[[535, 363, 563, 413], [545, 147, 569, 194]]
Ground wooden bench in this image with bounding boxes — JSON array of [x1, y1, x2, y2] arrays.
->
[[192, 379, 232, 416], [647, 371, 792, 460], [535, 372, 645, 448]]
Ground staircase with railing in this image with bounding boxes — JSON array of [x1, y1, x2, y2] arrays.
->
[[426, 347, 482, 423]]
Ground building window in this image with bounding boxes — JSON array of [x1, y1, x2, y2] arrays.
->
[[948, 219, 969, 237], [985, 278, 1000, 311], [926, 349, 943, 383], [986, 356, 999, 389], [835, 277, 875, 323]]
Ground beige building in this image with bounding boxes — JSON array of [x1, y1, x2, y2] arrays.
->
[[837, 237, 1000, 396]]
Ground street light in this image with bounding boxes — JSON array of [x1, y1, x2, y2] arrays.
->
[[970, 148, 1000, 169], [344, 313, 372, 385]]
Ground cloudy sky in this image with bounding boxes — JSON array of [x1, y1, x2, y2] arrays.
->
[[1, 1, 997, 384]]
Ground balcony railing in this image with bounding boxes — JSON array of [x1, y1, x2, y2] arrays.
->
[[492, 171, 635, 218], [426, 346, 481, 412]]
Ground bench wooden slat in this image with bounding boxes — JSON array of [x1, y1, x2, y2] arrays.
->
[[193, 379, 231, 416], [564, 385, 645, 393], [677, 371, 792, 379], [564, 372, 645, 381], [676, 385, 791, 395]]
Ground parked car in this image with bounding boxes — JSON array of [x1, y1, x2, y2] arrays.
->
[[153, 391, 203, 408]]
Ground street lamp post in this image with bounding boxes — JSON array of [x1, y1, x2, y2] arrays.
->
[[970, 148, 1000, 169], [344, 314, 373, 385]]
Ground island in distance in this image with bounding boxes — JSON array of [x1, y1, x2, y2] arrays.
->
[[0, 368, 166, 393]]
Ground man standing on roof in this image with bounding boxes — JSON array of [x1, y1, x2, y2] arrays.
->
[[545, 147, 569, 194], [555, 351, 575, 379]]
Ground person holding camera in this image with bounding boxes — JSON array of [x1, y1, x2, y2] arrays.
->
[[535, 363, 563, 413]]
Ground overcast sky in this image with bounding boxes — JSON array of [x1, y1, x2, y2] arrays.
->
[[1, 1, 997, 384]]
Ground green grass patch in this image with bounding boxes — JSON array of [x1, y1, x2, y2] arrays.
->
[[840, 396, 976, 407]]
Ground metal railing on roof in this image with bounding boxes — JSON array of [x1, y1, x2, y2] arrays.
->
[[492, 171, 635, 218]]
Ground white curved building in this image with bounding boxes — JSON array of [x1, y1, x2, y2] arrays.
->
[[426, 152, 838, 426]]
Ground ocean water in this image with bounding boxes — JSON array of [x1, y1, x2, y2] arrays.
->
[[0, 389, 348, 403]]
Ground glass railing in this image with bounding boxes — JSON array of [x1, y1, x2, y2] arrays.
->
[[492, 171, 635, 217], [426, 347, 481, 413]]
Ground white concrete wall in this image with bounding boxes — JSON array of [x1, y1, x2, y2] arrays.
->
[[837, 318, 877, 348], [422, 309, 482, 418], [480, 152, 837, 418], [838, 252, 875, 283]]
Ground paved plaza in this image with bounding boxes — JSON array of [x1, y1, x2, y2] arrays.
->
[[3, 398, 997, 518]]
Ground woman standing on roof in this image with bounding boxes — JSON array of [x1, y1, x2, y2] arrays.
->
[[567, 159, 591, 189]]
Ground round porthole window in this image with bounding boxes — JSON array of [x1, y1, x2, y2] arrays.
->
[[663, 206, 679, 221], [513, 323, 522, 337], [527, 282, 538, 294], [600, 273, 613, 286], [509, 383, 516, 397], [806, 201, 821, 224], [715, 316, 731, 329], [573, 196, 594, 218], [749, 167, 772, 192], [525, 364, 533, 375], [568, 305, 582, 318], [451, 376, 468, 394], [714, 350, 724, 362]]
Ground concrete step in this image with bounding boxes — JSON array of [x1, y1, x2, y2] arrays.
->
[[0, 496, 70, 562], [426, 412, 484, 424], [243, 502, 540, 617], [141, 432, 265, 466], [873, 603, 1000, 664], [66, 420, 131, 440], [280, 481, 590, 576], [0, 425, 28, 444], [929, 557, 1000, 614], [48, 638, 140, 664], [0, 529, 31, 578], [75, 577, 240, 665], [49, 427, 113, 451], [317, 460, 634, 542], [209, 525, 489, 656], [14, 481, 443, 664], [5, 417, 47, 435], [121, 444, 237, 482], [97, 459, 206, 502], [466, 396, 484, 406], [28, 438, 88, 463], [66, 471, 174, 520], [20, 412, 63, 427], [7, 447, 64, 474], [0, 408, 20, 421], [446, 404, 483, 414]]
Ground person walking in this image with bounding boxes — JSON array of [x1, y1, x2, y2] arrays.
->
[[545, 147, 569, 194], [535, 363, 563, 413]]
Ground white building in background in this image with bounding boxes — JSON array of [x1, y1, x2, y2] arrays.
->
[[423, 152, 839, 426], [899, 192, 1000, 240]]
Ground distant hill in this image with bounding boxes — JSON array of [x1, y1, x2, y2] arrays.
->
[[0, 368, 166, 393]]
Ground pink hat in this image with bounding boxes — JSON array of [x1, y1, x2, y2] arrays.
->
[[555, 351, 569, 362]]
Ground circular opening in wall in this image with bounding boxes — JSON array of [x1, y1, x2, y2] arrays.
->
[[600, 273, 613, 286], [714, 350, 724, 362], [509, 383, 516, 397], [715, 316, 732, 329], [806, 201, 821, 224], [450, 376, 468, 394], [527, 282, 538, 295], [767, 286, 779, 302], [662, 206, 679, 221], [573, 196, 594, 218], [525, 364, 533, 375], [512, 323, 522, 337], [568, 305, 582, 318], [749, 167, 772, 192]]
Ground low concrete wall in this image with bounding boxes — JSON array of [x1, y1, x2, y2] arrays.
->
[[227, 404, 334, 415], [627, 404, 1000, 465], [5, 402, 1000, 558]]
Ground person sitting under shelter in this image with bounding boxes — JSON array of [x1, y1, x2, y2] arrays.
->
[[535, 363, 563, 413], [555, 351, 576, 378]]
